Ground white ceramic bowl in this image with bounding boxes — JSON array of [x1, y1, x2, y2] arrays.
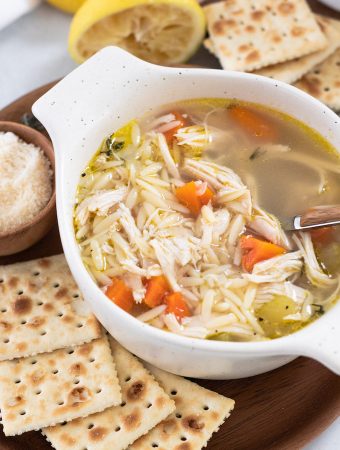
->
[[32, 47, 340, 380]]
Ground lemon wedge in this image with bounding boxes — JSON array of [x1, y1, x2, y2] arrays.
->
[[68, 0, 206, 65], [47, 0, 85, 14]]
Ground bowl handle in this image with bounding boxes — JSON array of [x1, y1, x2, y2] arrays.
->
[[31, 46, 159, 155], [294, 302, 340, 375]]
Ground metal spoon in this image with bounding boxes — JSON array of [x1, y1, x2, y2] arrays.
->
[[289, 204, 340, 231]]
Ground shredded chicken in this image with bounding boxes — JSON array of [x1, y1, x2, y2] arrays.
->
[[182, 158, 252, 216], [175, 125, 211, 148], [244, 251, 303, 283], [123, 273, 146, 303], [293, 233, 336, 287], [75, 187, 127, 226], [249, 206, 291, 249]]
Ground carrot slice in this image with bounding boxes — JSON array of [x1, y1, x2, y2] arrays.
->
[[228, 105, 277, 141], [310, 226, 335, 245], [164, 292, 190, 319], [175, 181, 214, 215], [163, 112, 187, 143], [240, 235, 286, 272], [144, 275, 170, 308], [176, 181, 202, 215], [106, 278, 134, 312]]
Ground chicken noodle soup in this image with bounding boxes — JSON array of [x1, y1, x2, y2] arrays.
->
[[74, 99, 340, 341]]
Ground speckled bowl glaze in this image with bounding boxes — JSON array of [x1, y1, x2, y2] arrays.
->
[[32, 47, 340, 379]]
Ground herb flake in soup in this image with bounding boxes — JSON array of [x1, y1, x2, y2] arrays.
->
[[74, 99, 340, 342]]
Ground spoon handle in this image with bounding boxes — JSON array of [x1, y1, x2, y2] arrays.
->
[[300, 204, 340, 227]]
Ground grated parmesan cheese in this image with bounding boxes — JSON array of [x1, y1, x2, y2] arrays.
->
[[0, 132, 53, 234]]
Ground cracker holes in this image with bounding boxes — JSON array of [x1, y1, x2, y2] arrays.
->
[[3, 338, 9, 344], [19, 411, 26, 416], [40, 331, 47, 336], [125, 376, 131, 382], [32, 271, 40, 277], [0, 279, 3, 284], [170, 390, 177, 396], [52, 369, 59, 375], [21, 320, 27, 325], [73, 294, 80, 298], [31, 360, 37, 365], [57, 312, 63, 317], [203, 405, 209, 411], [17, 290, 23, 295], [176, 413, 182, 419], [89, 358, 95, 363], [96, 389, 102, 394], [121, 401, 126, 407], [61, 421, 67, 426], [74, 379, 80, 385], [77, 323, 84, 328], [53, 283, 60, 288], [35, 389, 42, 395], [1, 308, 7, 313], [146, 402, 152, 409], [115, 426, 121, 432], [67, 350, 75, 355], [14, 379, 21, 384], [57, 401, 64, 406], [181, 437, 187, 442], [152, 444, 159, 448], [324, 87, 330, 92], [37, 301, 43, 306], [87, 423, 94, 429]]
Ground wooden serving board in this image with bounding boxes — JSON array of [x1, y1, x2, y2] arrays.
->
[[1, 1, 340, 446]]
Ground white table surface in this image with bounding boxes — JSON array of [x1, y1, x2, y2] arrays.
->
[[0, 3, 339, 449]]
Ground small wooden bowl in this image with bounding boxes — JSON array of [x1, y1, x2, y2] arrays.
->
[[0, 121, 56, 256]]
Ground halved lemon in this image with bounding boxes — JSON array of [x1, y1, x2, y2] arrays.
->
[[47, 0, 85, 14], [68, 0, 206, 65]]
